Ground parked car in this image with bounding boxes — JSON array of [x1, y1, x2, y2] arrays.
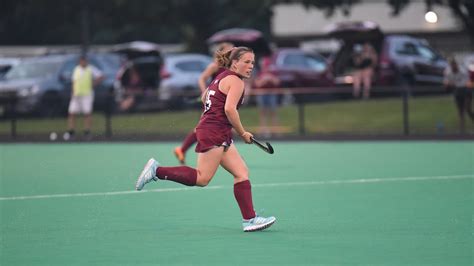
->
[[252, 48, 333, 103], [114, 52, 212, 111], [113, 41, 164, 112], [0, 53, 121, 117], [0, 57, 20, 79], [207, 28, 272, 57], [159, 53, 212, 109], [326, 21, 448, 94]]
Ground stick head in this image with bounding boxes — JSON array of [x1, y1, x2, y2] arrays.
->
[[264, 142, 274, 154], [251, 137, 274, 154]]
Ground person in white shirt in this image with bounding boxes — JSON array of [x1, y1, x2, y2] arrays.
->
[[444, 57, 473, 133], [64, 55, 104, 140]]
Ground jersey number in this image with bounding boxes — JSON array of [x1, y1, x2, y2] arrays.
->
[[204, 89, 216, 113]]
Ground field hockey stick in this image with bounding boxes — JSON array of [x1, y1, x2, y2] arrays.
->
[[250, 137, 274, 154]]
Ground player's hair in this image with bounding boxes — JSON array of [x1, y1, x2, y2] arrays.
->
[[216, 46, 253, 69], [213, 42, 234, 60]]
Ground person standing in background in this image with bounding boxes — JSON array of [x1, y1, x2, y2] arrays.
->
[[444, 57, 473, 133], [253, 56, 280, 137], [64, 55, 104, 140], [352, 42, 377, 99], [119, 65, 143, 111]]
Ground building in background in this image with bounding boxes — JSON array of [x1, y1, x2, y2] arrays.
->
[[272, 1, 469, 55], [0, 2, 469, 58]]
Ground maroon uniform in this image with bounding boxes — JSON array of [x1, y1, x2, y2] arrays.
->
[[195, 69, 245, 152], [211, 67, 226, 81]]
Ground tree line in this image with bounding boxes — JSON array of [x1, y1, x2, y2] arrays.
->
[[0, 0, 472, 52]]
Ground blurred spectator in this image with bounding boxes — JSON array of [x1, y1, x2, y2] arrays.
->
[[64, 56, 104, 140], [254, 56, 280, 137], [443, 57, 473, 133], [119, 65, 143, 111], [352, 42, 377, 99], [464, 55, 474, 83]]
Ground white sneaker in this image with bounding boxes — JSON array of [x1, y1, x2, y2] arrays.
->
[[135, 158, 159, 191], [242, 215, 276, 232]]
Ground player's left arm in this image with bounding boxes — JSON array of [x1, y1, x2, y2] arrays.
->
[[224, 76, 253, 143]]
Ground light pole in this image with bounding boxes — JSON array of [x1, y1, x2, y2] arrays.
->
[[80, 0, 90, 54], [424, 0, 438, 24], [424, 10, 438, 24]]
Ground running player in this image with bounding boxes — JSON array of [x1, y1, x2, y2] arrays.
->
[[174, 42, 234, 165], [136, 47, 276, 232]]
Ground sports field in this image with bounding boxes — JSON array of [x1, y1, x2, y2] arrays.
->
[[1, 141, 472, 265]]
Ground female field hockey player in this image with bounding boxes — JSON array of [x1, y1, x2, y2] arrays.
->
[[173, 42, 234, 165], [135, 46, 276, 232]]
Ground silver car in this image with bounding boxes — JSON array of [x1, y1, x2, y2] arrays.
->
[[0, 57, 20, 78], [0, 54, 121, 117], [159, 53, 212, 109]]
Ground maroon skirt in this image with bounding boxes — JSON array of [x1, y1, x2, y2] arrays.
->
[[195, 127, 233, 153]]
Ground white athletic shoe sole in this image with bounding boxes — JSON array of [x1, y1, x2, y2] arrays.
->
[[243, 217, 276, 232], [135, 158, 158, 191]]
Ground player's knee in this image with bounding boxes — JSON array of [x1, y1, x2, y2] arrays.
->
[[197, 180, 210, 187], [244, 166, 249, 177], [234, 169, 249, 183], [196, 176, 212, 187]]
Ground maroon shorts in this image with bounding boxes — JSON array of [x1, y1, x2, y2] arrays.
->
[[195, 127, 233, 153]]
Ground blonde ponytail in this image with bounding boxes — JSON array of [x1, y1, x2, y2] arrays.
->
[[215, 46, 253, 69]]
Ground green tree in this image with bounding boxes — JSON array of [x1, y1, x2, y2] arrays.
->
[[1, 0, 471, 50]]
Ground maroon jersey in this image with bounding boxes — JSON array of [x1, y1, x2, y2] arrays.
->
[[194, 69, 245, 153], [211, 67, 226, 81], [196, 69, 245, 130]]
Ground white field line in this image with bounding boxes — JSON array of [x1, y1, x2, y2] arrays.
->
[[0, 174, 472, 201]]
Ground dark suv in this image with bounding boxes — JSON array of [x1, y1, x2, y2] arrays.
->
[[0, 53, 121, 117], [252, 48, 333, 103], [113, 41, 164, 112], [327, 21, 447, 93]]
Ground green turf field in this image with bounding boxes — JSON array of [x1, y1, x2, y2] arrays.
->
[[1, 141, 473, 265]]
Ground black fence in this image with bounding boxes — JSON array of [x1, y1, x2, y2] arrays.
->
[[0, 84, 472, 141]]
